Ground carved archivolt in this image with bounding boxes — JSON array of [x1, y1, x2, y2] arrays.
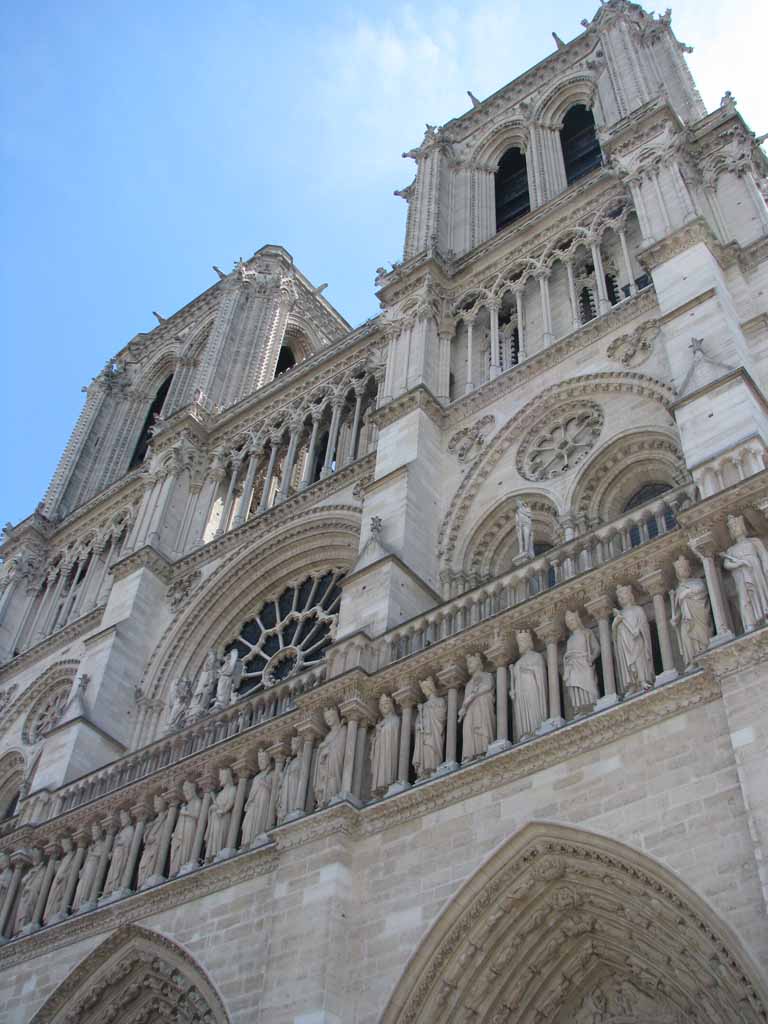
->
[[0, 749, 25, 819], [0, 660, 78, 737], [438, 372, 677, 572], [21, 682, 72, 746], [29, 924, 229, 1024], [460, 493, 560, 579], [568, 430, 688, 523], [380, 822, 768, 1024], [516, 402, 604, 482]]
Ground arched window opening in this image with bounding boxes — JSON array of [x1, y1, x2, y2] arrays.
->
[[560, 104, 602, 185], [312, 432, 329, 483], [495, 147, 531, 232], [129, 374, 174, 470], [579, 286, 597, 324], [273, 345, 297, 379], [1, 788, 20, 821], [625, 482, 674, 545]]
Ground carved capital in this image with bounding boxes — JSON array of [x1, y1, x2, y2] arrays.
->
[[535, 617, 563, 645], [437, 661, 469, 691], [688, 529, 719, 560], [392, 682, 422, 708], [486, 635, 514, 667], [585, 593, 613, 621], [638, 568, 668, 597]]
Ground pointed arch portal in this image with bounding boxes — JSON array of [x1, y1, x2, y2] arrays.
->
[[29, 925, 229, 1024], [381, 823, 768, 1024]]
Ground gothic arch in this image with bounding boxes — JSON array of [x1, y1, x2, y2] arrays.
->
[[380, 822, 768, 1024], [473, 119, 531, 169], [567, 428, 689, 523], [534, 74, 601, 129], [437, 372, 677, 574], [0, 749, 25, 820], [0, 659, 79, 736], [458, 490, 562, 580], [29, 924, 229, 1024], [136, 506, 361, 744]]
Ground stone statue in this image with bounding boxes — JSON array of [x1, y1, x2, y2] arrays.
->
[[205, 768, 237, 861], [314, 707, 347, 808], [612, 585, 654, 694], [515, 499, 534, 560], [241, 750, 274, 844], [214, 650, 243, 709], [103, 810, 134, 896], [721, 514, 768, 631], [670, 555, 713, 665], [563, 610, 600, 713], [73, 823, 103, 909], [0, 852, 12, 910], [15, 848, 45, 932], [369, 694, 401, 795], [277, 737, 303, 823], [188, 650, 219, 719], [137, 795, 166, 888], [458, 652, 496, 762], [43, 836, 77, 924], [510, 630, 548, 739], [412, 676, 446, 778], [166, 678, 192, 733], [169, 781, 201, 876]]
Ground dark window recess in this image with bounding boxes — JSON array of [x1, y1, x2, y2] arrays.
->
[[312, 432, 329, 483], [274, 345, 296, 378], [606, 273, 620, 306], [495, 147, 531, 232], [560, 105, 602, 185], [129, 375, 173, 470], [579, 287, 597, 324]]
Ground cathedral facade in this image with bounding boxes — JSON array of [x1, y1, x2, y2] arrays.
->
[[1, 3, 768, 1021]]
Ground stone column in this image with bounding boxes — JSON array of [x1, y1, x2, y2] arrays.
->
[[514, 287, 527, 361], [348, 380, 367, 462], [639, 569, 678, 683], [537, 270, 553, 346], [436, 325, 453, 402], [220, 759, 255, 858], [391, 683, 421, 794], [0, 853, 29, 941], [276, 422, 302, 504], [182, 776, 214, 874], [465, 316, 476, 394], [231, 449, 260, 528], [437, 661, 468, 771], [90, 817, 117, 906], [258, 435, 281, 512], [586, 594, 618, 709], [28, 843, 59, 932], [300, 409, 323, 489], [293, 716, 323, 819], [535, 618, 565, 730], [618, 227, 637, 296], [118, 805, 148, 894], [321, 398, 345, 478], [565, 258, 580, 330], [590, 241, 611, 314], [215, 451, 243, 538], [487, 635, 514, 753], [488, 302, 501, 379], [334, 699, 370, 806], [689, 532, 734, 644]]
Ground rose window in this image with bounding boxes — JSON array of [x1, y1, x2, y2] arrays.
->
[[225, 570, 344, 695], [22, 682, 71, 745], [517, 402, 604, 481]]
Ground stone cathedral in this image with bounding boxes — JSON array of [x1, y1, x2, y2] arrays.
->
[[1, 2, 768, 1021]]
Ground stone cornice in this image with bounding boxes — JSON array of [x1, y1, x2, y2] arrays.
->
[[698, 623, 768, 677], [340, 553, 441, 602], [0, 607, 104, 683], [637, 218, 737, 273], [111, 545, 174, 584], [0, 841, 278, 968], [741, 312, 768, 339], [677, 468, 768, 530], [374, 385, 445, 431], [671, 366, 768, 415], [445, 287, 658, 427]]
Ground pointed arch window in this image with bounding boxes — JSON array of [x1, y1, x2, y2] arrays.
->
[[495, 147, 530, 231], [273, 345, 297, 379], [129, 374, 174, 470], [560, 104, 602, 185]]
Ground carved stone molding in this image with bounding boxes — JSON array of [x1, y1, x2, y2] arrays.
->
[[517, 402, 604, 482], [606, 318, 660, 367], [447, 415, 495, 464], [375, 385, 446, 432]]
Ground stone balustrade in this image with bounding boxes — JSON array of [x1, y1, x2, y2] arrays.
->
[[2, 472, 767, 945], [383, 482, 695, 665]]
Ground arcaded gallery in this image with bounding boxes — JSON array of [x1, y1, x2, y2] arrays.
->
[[0, 2, 767, 1021]]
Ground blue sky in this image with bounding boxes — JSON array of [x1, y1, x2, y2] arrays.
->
[[2, 0, 766, 526]]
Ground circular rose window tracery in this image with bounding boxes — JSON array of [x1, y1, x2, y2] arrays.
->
[[22, 681, 72, 745], [517, 401, 604, 481], [225, 570, 344, 695]]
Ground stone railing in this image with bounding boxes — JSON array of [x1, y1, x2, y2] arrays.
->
[[381, 482, 696, 667], [1, 473, 766, 947], [52, 664, 327, 818]]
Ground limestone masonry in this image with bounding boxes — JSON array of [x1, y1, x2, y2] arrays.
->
[[1, 2, 768, 1021]]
